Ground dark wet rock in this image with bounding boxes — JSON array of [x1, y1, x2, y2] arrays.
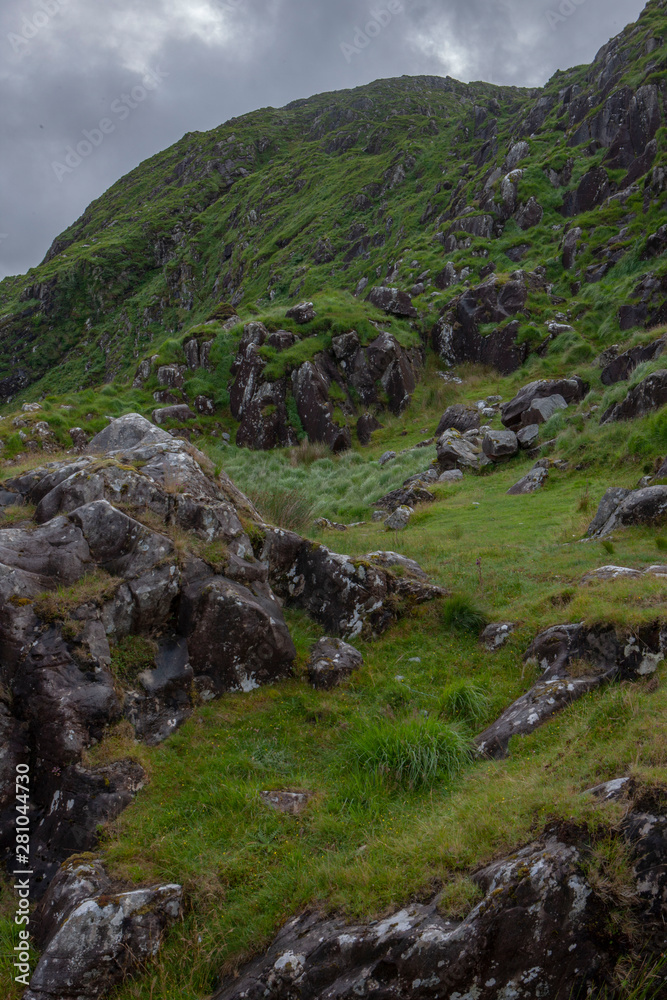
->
[[481, 622, 516, 651], [291, 362, 351, 453], [25, 866, 182, 1000], [179, 576, 295, 696], [349, 332, 420, 415], [194, 395, 216, 415], [482, 430, 518, 462], [332, 331, 360, 361], [601, 338, 665, 385], [262, 529, 443, 640], [501, 377, 588, 430], [307, 637, 364, 689], [286, 301, 316, 324], [601, 369, 667, 423], [26, 760, 145, 889], [435, 404, 480, 436], [586, 487, 632, 537], [152, 404, 196, 425], [476, 622, 665, 759], [374, 487, 435, 513], [367, 286, 418, 319], [507, 464, 549, 495], [125, 636, 195, 745], [212, 828, 629, 1000], [356, 412, 382, 445], [516, 196, 543, 230], [432, 275, 532, 375], [587, 486, 667, 537], [562, 167, 613, 217], [230, 322, 298, 450]]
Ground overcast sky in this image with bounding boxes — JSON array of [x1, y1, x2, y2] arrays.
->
[[0, 0, 646, 282]]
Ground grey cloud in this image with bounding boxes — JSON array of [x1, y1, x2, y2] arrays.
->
[[0, 0, 647, 281]]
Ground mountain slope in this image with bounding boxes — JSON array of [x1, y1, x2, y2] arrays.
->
[[0, 0, 664, 413]]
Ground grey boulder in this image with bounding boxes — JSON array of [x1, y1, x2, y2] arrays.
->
[[601, 369, 667, 423], [482, 429, 518, 462], [307, 637, 364, 689]]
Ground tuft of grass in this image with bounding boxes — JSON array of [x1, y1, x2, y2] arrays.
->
[[110, 635, 158, 685], [656, 536, 667, 553], [439, 681, 489, 727], [601, 539, 616, 555], [346, 717, 472, 789], [249, 487, 316, 533], [289, 438, 331, 468], [439, 595, 489, 636]]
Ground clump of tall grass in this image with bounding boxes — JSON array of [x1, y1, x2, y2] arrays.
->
[[346, 717, 472, 789], [249, 487, 315, 533], [440, 595, 489, 636], [439, 680, 489, 727]]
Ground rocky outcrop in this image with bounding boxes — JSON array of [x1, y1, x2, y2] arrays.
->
[[230, 322, 298, 449], [25, 856, 182, 1000], [435, 404, 480, 435], [367, 286, 418, 318], [482, 430, 518, 462], [601, 369, 667, 423], [0, 414, 442, 901], [291, 361, 352, 453], [586, 485, 667, 537], [600, 337, 665, 385], [476, 622, 665, 759], [501, 377, 588, 430], [228, 321, 421, 450], [212, 788, 667, 1000], [437, 428, 488, 471], [432, 273, 535, 375], [262, 529, 444, 639]]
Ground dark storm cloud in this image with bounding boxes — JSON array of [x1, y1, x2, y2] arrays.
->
[[0, 0, 647, 281]]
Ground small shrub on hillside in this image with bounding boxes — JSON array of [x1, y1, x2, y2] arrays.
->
[[346, 717, 472, 789], [439, 681, 489, 726], [601, 539, 616, 555], [440, 595, 488, 636], [656, 536, 667, 552], [250, 487, 315, 533]]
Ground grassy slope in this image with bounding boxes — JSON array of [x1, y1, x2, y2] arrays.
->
[[1, 4, 667, 997], [2, 355, 666, 998]]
